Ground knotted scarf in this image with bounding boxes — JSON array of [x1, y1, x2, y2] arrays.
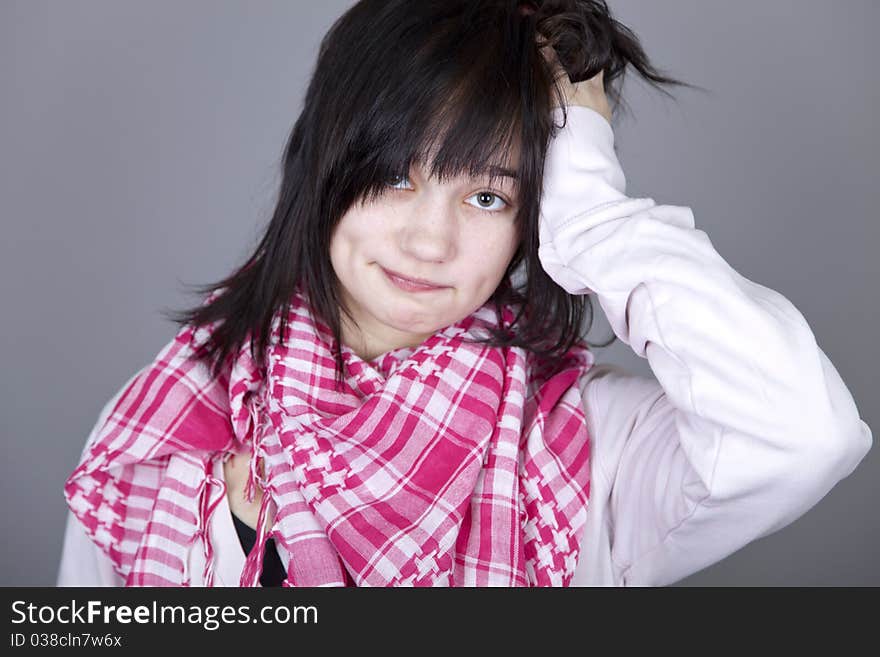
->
[[64, 287, 595, 586]]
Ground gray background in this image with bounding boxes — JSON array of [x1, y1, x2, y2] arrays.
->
[[2, 0, 876, 586]]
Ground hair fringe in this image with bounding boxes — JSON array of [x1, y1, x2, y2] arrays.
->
[[162, 0, 702, 388]]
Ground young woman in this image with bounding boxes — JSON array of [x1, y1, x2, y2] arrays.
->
[[58, 0, 872, 587]]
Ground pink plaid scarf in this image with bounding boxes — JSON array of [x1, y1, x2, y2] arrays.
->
[[64, 288, 594, 586]]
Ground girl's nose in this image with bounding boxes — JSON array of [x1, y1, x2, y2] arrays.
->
[[397, 195, 458, 263]]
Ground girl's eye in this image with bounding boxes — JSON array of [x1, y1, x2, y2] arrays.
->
[[466, 191, 509, 212], [386, 173, 412, 190], [386, 174, 510, 213]]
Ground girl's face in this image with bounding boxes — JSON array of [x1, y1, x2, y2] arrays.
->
[[330, 154, 521, 360]]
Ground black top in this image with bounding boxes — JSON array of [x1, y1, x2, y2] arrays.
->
[[229, 511, 288, 587], [229, 510, 357, 586]]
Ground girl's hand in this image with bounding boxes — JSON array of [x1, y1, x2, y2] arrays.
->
[[541, 45, 612, 124]]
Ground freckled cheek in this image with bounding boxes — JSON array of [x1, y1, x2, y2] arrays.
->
[[474, 224, 518, 260], [460, 231, 518, 293], [329, 234, 362, 287], [339, 212, 390, 256], [332, 220, 378, 267]]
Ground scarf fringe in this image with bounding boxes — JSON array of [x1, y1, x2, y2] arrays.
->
[[196, 459, 225, 587], [238, 390, 275, 587], [239, 488, 275, 587], [243, 391, 266, 503]]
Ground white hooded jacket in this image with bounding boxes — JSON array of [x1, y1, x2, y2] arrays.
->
[[58, 106, 873, 587]]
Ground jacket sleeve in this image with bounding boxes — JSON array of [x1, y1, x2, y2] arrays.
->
[[57, 509, 124, 586], [542, 105, 873, 586], [56, 372, 142, 587]]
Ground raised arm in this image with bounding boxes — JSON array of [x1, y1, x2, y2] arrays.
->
[[541, 104, 873, 585]]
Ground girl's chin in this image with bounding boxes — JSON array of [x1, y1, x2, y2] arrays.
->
[[378, 309, 450, 336]]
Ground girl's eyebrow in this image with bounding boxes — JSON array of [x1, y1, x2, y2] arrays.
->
[[482, 165, 519, 181], [412, 161, 519, 186]]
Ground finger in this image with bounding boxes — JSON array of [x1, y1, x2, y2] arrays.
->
[[538, 43, 559, 69], [541, 48, 570, 85]]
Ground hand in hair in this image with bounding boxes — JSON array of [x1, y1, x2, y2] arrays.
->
[[541, 44, 612, 124]]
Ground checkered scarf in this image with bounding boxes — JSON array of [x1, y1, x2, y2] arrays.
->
[[64, 288, 594, 586]]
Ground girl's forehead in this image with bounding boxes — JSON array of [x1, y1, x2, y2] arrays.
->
[[413, 137, 522, 183], [411, 158, 519, 183]]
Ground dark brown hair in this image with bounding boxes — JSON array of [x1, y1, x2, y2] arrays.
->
[[165, 0, 701, 385]]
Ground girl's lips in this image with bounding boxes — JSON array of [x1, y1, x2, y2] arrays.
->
[[380, 267, 450, 293]]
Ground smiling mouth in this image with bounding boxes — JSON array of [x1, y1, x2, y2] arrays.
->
[[380, 267, 450, 293]]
